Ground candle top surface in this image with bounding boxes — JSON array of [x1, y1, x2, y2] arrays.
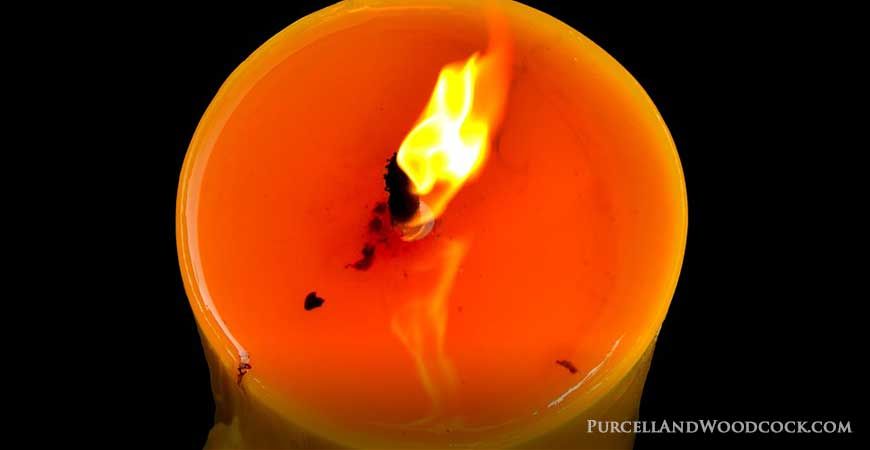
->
[[178, 1, 686, 447]]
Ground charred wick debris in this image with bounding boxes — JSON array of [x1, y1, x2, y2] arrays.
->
[[348, 244, 376, 271], [556, 359, 578, 374], [346, 204, 385, 272], [368, 216, 383, 232], [304, 291, 326, 310]]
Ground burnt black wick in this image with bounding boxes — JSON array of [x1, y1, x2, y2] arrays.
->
[[384, 153, 419, 223]]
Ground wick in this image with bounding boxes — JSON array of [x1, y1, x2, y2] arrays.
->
[[384, 153, 419, 222], [384, 152, 434, 241]]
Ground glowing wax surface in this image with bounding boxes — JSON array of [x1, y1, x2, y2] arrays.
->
[[178, 1, 686, 448]]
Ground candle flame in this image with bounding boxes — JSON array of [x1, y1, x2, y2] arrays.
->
[[397, 26, 512, 225]]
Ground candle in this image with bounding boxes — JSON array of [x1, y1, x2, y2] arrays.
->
[[176, 1, 687, 448]]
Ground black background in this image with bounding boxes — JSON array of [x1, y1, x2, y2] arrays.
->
[[60, 1, 862, 448]]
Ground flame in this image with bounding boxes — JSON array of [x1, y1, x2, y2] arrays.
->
[[397, 25, 512, 225]]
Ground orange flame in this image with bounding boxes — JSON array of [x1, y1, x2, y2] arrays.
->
[[397, 24, 512, 225]]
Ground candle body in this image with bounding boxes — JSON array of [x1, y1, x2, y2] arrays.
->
[[178, 0, 687, 448]]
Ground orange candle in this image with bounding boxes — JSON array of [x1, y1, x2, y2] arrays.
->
[[177, 1, 687, 448]]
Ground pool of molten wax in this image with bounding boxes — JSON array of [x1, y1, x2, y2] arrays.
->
[[183, 4, 685, 447]]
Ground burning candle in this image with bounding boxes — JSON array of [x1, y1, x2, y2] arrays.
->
[[177, 1, 687, 448]]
